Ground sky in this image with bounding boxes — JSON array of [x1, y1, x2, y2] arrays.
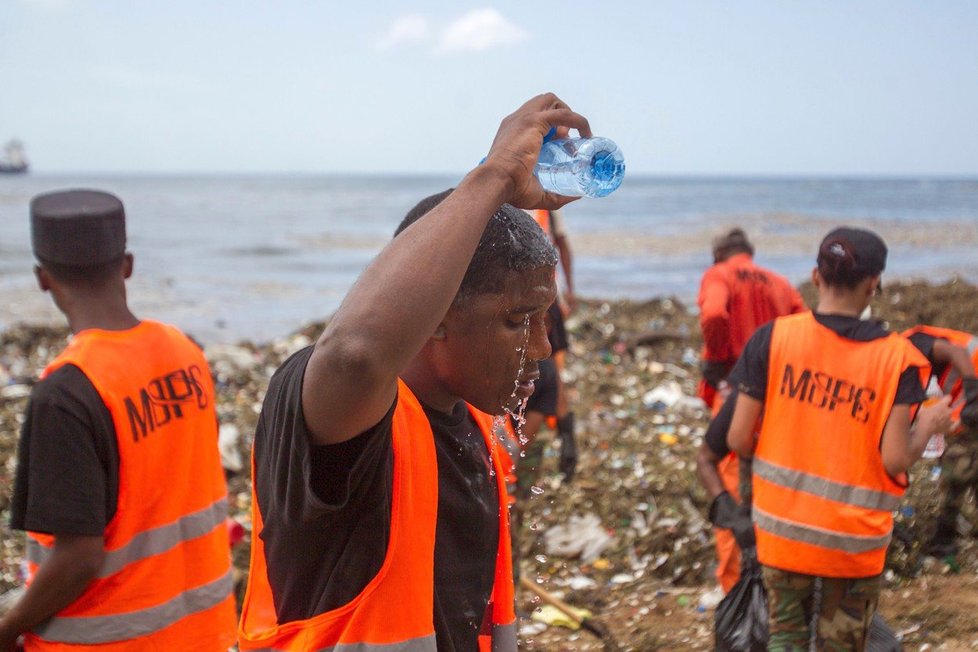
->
[[2, 1, 977, 176]]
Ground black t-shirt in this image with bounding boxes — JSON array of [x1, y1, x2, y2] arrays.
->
[[253, 347, 500, 652], [728, 313, 927, 404], [11, 364, 120, 535], [906, 331, 947, 380]]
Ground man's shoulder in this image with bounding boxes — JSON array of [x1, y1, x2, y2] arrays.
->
[[31, 363, 97, 403], [261, 346, 316, 417]]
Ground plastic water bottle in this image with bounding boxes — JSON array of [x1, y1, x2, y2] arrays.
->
[[921, 378, 946, 459], [535, 137, 625, 198]]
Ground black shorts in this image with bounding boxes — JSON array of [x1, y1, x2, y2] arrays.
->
[[526, 356, 558, 416], [547, 302, 569, 354]]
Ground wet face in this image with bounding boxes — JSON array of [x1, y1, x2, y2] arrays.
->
[[437, 266, 556, 415]]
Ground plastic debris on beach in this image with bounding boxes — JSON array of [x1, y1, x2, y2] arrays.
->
[[3, 280, 978, 649]]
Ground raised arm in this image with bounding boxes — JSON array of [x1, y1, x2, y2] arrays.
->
[[302, 94, 591, 445]]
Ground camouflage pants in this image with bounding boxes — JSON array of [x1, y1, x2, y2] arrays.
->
[[762, 566, 881, 651], [932, 429, 978, 553]]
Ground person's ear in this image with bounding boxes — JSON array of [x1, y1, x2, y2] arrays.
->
[[34, 265, 51, 292], [810, 267, 820, 289], [868, 275, 881, 297], [432, 323, 447, 341], [123, 253, 134, 279]]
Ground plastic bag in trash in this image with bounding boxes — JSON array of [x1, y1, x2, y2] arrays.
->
[[543, 513, 615, 563], [715, 548, 768, 652]]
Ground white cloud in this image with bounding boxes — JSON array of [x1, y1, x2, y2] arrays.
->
[[434, 8, 529, 54], [18, 0, 73, 9], [375, 15, 430, 51]]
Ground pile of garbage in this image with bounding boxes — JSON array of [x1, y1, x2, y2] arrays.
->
[[2, 279, 978, 649]]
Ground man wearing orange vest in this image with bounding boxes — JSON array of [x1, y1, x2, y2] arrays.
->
[[903, 325, 978, 561], [238, 94, 590, 652], [727, 227, 952, 650], [0, 190, 236, 652], [697, 228, 805, 594], [528, 208, 578, 481]]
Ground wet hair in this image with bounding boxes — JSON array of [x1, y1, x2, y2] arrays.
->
[[817, 237, 868, 289], [395, 189, 557, 304], [40, 256, 125, 285]]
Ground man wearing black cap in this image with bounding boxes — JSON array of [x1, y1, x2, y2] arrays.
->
[[696, 227, 805, 594], [726, 226, 951, 651], [0, 190, 236, 651]]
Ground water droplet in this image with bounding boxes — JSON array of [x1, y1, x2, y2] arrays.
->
[[534, 554, 547, 563]]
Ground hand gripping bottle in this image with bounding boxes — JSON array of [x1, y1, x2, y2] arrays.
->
[[534, 132, 625, 198], [921, 377, 947, 460]]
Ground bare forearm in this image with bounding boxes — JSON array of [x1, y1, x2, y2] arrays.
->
[[320, 165, 512, 370], [695, 445, 726, 498], [727, 393, 762, 458], [302, 93, 592, 444], [882, 402, 951, 477], [0, 538, 103, 643], [933, 340, 977, 381]]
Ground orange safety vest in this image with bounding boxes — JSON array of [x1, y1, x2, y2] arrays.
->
[[493, 418, 521, 507], [532, 209, 553, 243], [752, 312, 928, 578], [238, 379, 517, 652], [903, 325, 978, 421], [24, 321, 236, 651]]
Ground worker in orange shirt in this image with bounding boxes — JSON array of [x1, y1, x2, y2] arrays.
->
[[698, 228, 806, 407], [697, 227, 805, 593]]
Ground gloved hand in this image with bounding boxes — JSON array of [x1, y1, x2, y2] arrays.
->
[[701, 359, 733, 390], [708, 491, 756, 550], [961, 378, 978, 430], [557, 413, 577, 481]]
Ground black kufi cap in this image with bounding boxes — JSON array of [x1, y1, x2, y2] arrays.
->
[[31, 189, 126, 266]]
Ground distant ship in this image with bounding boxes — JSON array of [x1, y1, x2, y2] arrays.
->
[[0, 140, 29, 174]]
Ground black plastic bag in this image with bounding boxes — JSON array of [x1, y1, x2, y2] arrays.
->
[[715, 548, 768, 652]]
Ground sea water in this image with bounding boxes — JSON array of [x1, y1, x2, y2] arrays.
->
[[1, 174, 976, 344]]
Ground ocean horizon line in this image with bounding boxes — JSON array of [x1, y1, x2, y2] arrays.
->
[[9, 170, 978, 182]]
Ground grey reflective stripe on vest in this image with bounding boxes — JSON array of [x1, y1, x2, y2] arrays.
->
[[942, 337, 978, 393], [492, 621, 518, 652], [32, 569, 232, 644], [28, 498, 228, 578], [753, 505, 892, 554], [753, 458, 900, 512], [248, 633, 438, 651]]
